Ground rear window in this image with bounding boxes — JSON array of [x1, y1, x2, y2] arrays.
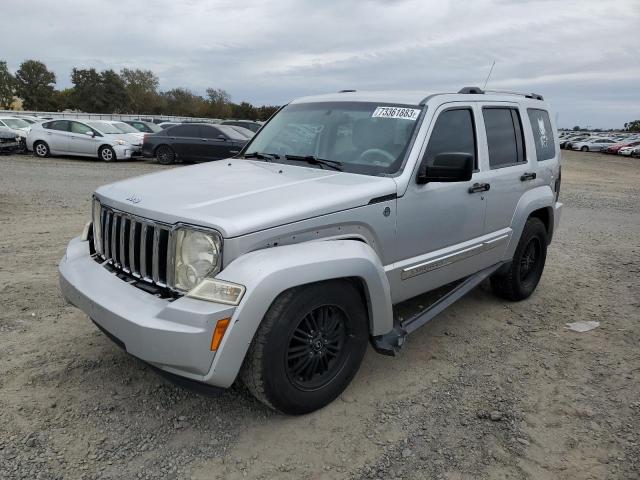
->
[[168, 125, 200, 137], [527, 109, 555, 161], [483, 108, 526, 168]]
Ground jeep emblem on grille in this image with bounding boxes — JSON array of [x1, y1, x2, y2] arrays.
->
[[126, 194, 141, 204]]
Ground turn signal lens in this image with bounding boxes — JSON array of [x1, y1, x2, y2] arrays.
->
[[210, 318, 231, 351], [187, 278, 245, 305]]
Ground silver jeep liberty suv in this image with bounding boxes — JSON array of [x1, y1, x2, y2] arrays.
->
[[59, 86, 562, 414]]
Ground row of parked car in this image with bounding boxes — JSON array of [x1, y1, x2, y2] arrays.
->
[[558, 131, 640, 157], [0, 114, 263, 162]]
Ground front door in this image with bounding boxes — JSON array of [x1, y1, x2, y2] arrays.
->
[[68, 121, 101, 156], [392, 105, 488, 303]]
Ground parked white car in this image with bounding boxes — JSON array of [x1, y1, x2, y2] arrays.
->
[[618, 141, 640, 156], [571, 138, 616, 152], [105, 120, 146, 141], [27, 119, 142, 161], [0, 116, 31, 138]]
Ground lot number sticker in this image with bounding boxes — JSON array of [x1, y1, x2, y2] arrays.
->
[[372, 106, 421, 121]]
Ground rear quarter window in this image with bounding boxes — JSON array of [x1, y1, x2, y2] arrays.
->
[[527, 109, 555, 161]]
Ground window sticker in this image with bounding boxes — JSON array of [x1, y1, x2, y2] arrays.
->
[[372, 106, 421, 121]]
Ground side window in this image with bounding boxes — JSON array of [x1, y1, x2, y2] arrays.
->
[[483, 107, 526, 168], [70, 121, 93, 134], [168, 125, 200, 137], [201, 126, 223, 139], [527, 109, 555, 161], [423, 108, 476, 168], [45, 120, 70, 132]]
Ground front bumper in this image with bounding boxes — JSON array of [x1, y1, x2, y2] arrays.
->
[[59, 237, 236, 381], [113, 145, 142, 160]]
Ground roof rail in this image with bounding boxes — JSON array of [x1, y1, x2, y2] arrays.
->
[[338, 89, 357, 93], [483, 89, 544, 101], [457, 86, 543, 100]]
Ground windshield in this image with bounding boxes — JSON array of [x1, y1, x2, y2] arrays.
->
[[244, 101, 423, 175], [2, 118, 30, 129], [86, 121, 123, 134], [111, 122, 140, 134]]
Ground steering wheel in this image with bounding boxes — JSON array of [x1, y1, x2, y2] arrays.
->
[[358, 148, 395, 165]]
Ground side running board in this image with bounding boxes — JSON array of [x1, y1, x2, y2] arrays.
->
[[372, 263, 504, 356]]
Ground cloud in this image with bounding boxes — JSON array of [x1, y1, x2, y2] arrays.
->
[[4, 0, 639, 127]]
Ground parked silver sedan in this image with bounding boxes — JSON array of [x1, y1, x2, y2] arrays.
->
[[27, 119, 142, 161], [571, 137, 616, 152]]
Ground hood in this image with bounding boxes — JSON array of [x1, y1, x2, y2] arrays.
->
[[95, 159, 397, 238]]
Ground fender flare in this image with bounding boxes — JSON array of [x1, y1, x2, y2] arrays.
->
[[505, 185, 555, 259], [203, 240, 393, 387]]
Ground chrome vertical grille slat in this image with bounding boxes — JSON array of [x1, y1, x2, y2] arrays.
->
[[96, 203, 171, 289], [140, 223, 148, 279], [129, 219, 137, 276], [152, 227, 160, 284], [119, 216, 127, 271]]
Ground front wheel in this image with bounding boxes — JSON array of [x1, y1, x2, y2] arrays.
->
[[491, 217, 547, 301], [581, 146, 588, 152], [242, 280, 369, 414], [99, 146, 116, 162]]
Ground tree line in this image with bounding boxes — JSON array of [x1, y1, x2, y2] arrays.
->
[[0, 59, 279, 120]]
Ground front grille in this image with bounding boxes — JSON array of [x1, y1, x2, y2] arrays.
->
[[96, 205, 172, 288]]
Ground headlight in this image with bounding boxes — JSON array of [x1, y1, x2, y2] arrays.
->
[[114, 139, 126, 145], [173, 227, 222, 291], [92, 198, 103, 254]]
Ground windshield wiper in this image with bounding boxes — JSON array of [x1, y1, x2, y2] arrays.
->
[[243, 151, 280, 162], [284, 154, 343, 171]]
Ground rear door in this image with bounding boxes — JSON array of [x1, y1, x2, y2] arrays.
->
[[477, 103, 532, 261], [43, 120, 71, 153], [165, 124, 200, 161]]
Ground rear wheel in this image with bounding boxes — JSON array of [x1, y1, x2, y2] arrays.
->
[[242, 280, 368, 414], [156, 145, 176, 165], [581, 146, 588, 152], [491, 217, 547, 301], [99, 146, 116, 162], [34, 141, 50, 158]]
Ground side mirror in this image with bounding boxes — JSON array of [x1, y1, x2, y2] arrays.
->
[[416, 152, 473, 184], [218, 135, 227, 141], [85, 131, 95, 137]]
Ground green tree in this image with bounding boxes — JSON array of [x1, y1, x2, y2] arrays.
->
[[572, 125, 581, 131], [624, 120, 640, 132], [15, 60, 57, 110], [71, 68, 105, 112], [120, 68, 159, 114], [160, 88, 204, 116], [53, 88, 74, 111], [204, 87, 232, 118], [256, 105, 279, 121], [231, 101, 257, 120], [101, 69, 127, 113], [0, 61, 16, 109]]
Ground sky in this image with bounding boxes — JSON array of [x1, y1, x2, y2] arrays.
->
[[3, 0, 639, 128]]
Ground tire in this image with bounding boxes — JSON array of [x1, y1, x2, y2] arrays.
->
[[34, 141, 50, 158], [156, 145, 175, 165], [99, 146, 116, 162], [581, 146, 588, 152], [241, 280, 369, 415], [490, 217, 547, 301]]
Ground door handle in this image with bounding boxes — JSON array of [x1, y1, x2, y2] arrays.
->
[[229, 150, 239, 154], [520, 172, 537, 181], [468, 183, 490, 194]]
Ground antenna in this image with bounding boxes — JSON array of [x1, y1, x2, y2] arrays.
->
[[483, 61, 495, 89]]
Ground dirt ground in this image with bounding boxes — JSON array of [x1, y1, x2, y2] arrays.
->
[[0, 150, 638, 480]]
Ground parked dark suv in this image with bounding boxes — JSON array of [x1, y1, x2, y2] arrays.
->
[[142, 123, 248, 164]]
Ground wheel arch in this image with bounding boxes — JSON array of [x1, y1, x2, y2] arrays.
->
[[505, 186, 555, 259], [203, 240, 393, 388]]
